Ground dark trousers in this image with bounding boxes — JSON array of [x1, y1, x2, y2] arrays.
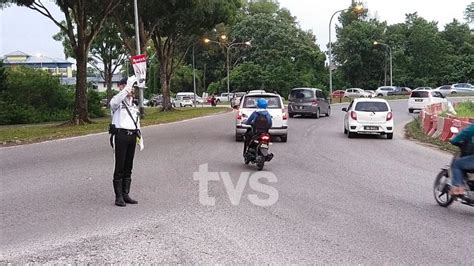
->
[[114, 130, 137, 182], [244, 128, 261, 155], [452, 155, 474, 186]]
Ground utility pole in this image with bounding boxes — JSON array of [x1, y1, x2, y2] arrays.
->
[[134, 0, 144, 117]]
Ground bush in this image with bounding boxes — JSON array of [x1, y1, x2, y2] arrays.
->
[[0, 66, 104, 125]]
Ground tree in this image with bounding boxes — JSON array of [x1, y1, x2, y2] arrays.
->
[[230, 0, 326, 96], [113, 0, 241, 111], [5, 0, 121, 124], [465, 2, 474, 23]]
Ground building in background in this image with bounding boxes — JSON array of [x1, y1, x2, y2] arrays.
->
[[60, 74, 123, 92], [2, 50, 73, 78]]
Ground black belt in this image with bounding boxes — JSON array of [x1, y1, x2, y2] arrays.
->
[[117, 128, 139, 135]]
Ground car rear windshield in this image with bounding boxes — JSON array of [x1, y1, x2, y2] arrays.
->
[[290, 89, 314, 99], [243, 96, 282, 109], [355, 102, 389, 112], [411, 91, 429, 98]]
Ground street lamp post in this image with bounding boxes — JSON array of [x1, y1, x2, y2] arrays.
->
[[374, 41, 393, 86], [193, 45, 197, 107], [328, 4, 364, 101], [204, 36, 251, 101]]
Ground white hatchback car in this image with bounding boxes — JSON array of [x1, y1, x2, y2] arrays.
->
[[343, 98, 394, 139], [375, 86, 397, 97], [344, 88, 370, 98], [235, 91, 288, 142], [408, 90, 447, 113]]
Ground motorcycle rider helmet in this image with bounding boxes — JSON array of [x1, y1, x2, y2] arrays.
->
[[256, 98, 268, 109]]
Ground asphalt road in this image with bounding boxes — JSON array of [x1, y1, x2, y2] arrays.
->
[[1, 99, 472, 263]]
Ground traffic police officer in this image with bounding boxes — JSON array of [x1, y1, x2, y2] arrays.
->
[[110, 75, 142, 207]]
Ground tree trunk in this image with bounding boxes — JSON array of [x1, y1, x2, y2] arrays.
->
[[160, 57, 173, 111], [105, 64, 113, 105], [72, 43, 90, 125]]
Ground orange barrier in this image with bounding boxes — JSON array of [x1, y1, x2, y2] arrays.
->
[[427, 115, 438, 136], [423, 114, 433, 134], [440, 118, 453, 141]]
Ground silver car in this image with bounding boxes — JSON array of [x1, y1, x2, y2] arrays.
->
[[288, 88, 331, 118]]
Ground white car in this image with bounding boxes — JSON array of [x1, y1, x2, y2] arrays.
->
[[451, 83, 474, 94], [408, 90, 447, 113], [343, 98, 394, 139], [375, 86, 397, 97], [433, 85, 454, 96], [174, 96, 194, 107], [344, 88, 370, 98], [413, 87, 433, 91], [235, 91, 288, 142]]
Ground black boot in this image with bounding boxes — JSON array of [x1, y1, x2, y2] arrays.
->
[[113, 180, 126, 207], [123, 178, 138, 204]]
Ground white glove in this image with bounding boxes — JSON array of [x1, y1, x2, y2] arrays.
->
[[125, 75, 137, 92]]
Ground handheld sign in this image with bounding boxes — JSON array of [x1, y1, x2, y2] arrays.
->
[[131, 54, 147, 88]]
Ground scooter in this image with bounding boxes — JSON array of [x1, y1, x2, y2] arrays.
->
[[241, 124, 274, 171], [433, 127, 474, 207]]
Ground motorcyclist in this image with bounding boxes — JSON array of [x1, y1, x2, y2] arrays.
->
[[449, 123, 474, 196], [243, 98, 272, 155]]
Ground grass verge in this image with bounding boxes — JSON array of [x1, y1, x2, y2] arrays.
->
[[0, 107, 230, 146], [405, 117, 457, 153]]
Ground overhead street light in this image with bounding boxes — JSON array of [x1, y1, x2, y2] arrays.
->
[[373, 41, 393, 86], [328, 3, 365, 101], [204, 37, 251, 101]]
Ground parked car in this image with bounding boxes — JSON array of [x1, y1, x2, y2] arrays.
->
[[451, 83, 474, 94], [387, 87, 411, 96], [344, 88, 370, 98], [408, 90, 447, 113], [342, 98, 394, 139], [433, 85, 454, 96], [174, 96, 194, 107], [288, 88, 331, 118], [235, 91, 288, 142], [375, 86, 397, 97], [215, 92, 233, 103], [364, 90, 376, 97], [413, 87, 433, 91], [231, 92, 247, 108], [331, 90, 346, 98]]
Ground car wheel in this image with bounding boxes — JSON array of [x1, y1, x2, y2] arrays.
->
[[289, 113, 294, 118], [451, 91, 456, 94], [344, 127, 348, 134], [235, 134, 243, 142], [387, 133, 393, 139], [377, 94, 383, 97], [216, 99, 220, 104], [280, 134, 288, 142], [313, 108, 320, 119], [326, 107, 331, 117], [348, 131, 356, 138], [408, 108, 414, 113]]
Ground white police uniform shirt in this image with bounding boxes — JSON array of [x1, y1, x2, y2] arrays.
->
[[110, 88, 141, 130]]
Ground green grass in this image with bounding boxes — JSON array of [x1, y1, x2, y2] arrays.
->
[[405, 118, 457, 153], [454, 101, 474, 118], [0, 107, 229, 146]]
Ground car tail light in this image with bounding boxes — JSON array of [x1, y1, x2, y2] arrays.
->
[[236, 112, 242, 120], [260, 133, 270, 143], [282, 109, 288, 120], [350, 111, 357, 121], [386, 112, 393, 121], [312, 100, 319, 105]]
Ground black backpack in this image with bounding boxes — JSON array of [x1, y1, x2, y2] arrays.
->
[[253, 112, 270, 134]]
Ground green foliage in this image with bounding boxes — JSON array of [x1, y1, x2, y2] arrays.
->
[[226, 0, 326, 95], [0, 67, 103, 125], [455, 101, 474, 118]]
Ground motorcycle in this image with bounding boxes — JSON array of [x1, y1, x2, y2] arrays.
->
[[241, 124, 274, 170], [433, 127, 474, 207]]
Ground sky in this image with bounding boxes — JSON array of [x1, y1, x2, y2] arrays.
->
[[0, 0, 471, 61]]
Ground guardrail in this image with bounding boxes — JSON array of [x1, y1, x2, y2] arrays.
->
[[420, 102, 473, 142]]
